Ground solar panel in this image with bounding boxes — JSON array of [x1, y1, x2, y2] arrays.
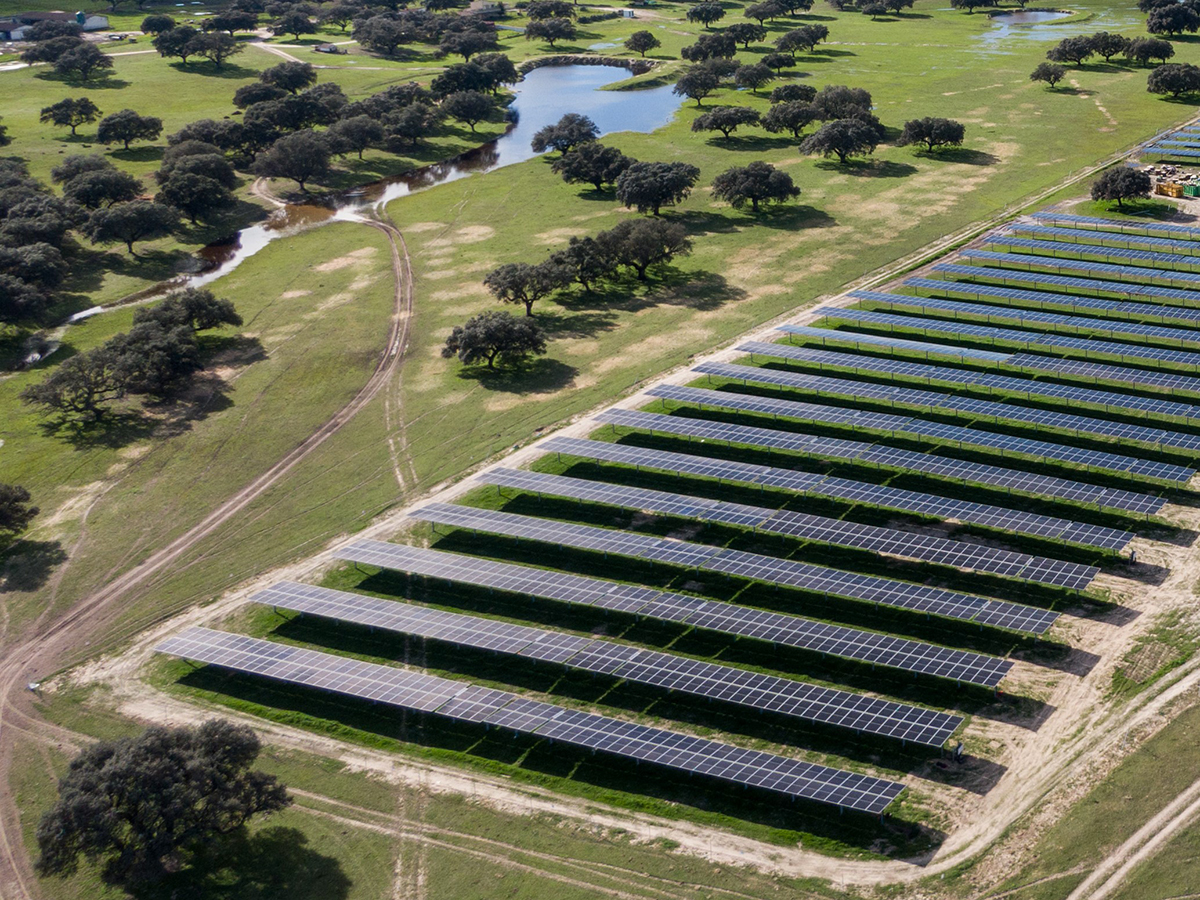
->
[[1010, 352, 1200, 395], [1031, 211, 1200, 240], [905, 278, 1200, 328], [983, 234, 1200, 272], [855, 289, 1200, 347], [818, 305, 1200, 370], [693, 360, 1198, 479], [931, 262, 1200, 306], [411, 503, 1060, 634], [486, 467, 1098, 589], [960, 248, 1200, 287], [156, 627, 906, 813], [334, 541, 1014, 687], [1009, 224, 1200, 257], [737, 340, 1200, 424], [253, 581, 963, 746], [776, 324, 1014, 362], [540, 435, 1132, 551], [618, 395, 1164, 515], [1144, 145, 1200, 159]]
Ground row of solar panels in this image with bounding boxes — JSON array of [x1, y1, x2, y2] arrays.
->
[[156, 627, 906, 814]]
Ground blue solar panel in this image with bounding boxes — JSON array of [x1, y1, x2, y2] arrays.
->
[[984, 235, 1200, 272], [776, 324, 1013, 362], [695, 360, 1200, 471], [603, 404, 1165, 514], [819, 305, 1200, 368], [905, 278, 1200, 327], [931, 262, 1200, 305], [1010, 224, 1200, 257], [1031, 211, 1200, 239], [849, 289, 1200, 347], [739, 340, 1200, 423], [1144, 145, 1200, 159], [961, 249, 1200, 286], [1011, 353, 1200, 395]]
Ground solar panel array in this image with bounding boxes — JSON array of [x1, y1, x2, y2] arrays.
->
[[692, 360, 1198, 478], [156, 627, 906, 813], [1009, 224, 1200, 257], [960, 249, 1200, 287], [905, 278, 1200, 326], [410, 502, 1060, 634], [742, 340, 1200, 424], [1009, 352, 1200, 395], [334, 541, 1014, 687], [1031, 211, 1200, 239], [983, 235, 1200, 272], [485, 467, 1097, 589], [850, 289, 1200, 348], [776, 324, 1013, 362], [817, 305, 1200, 369], [1144, 145, 1200, 159], [621, 396, 1164, 514], [540, 435, 1132, 550], [931, 262, 1200, 305], [254, 580, 963, 746]]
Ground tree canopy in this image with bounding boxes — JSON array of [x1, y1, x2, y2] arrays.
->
[[442, 310, 547, 368], [596, 218, 692, 280], [96, 109, 163, 150], [1148, 62, 1200, 97], [734, 62, 774, 93], [442, 90, 494, 132], [261, 60, 318, 93], [762, 100, 817, 137], [672, 67, 720, 106], [681, 32, 737, 61], [1090, 166, 1152, 208], [686, 1, 725, 28], [1125, 36, 1174, 66], [36, 721, 289, 885], [1148, 4, 1199, 36], [798, 118, 879, 164], [1030, 61, 1066, 88], [551, 141, 635, 190], [63, 169, 142, 209], [624, 30, 661, 56], [712, 161, 799, 212], [897, 117, 965, 152], [483, 260, 570, 315], [691, 105, 761, 138], [524, 17, 576, 47], [1046, 35, 1095, 66], [0, 484, 38, 540], [54, 44, 114, 82], [615, 161, 701, 215], [531, 113, 599, 153], [726, 22, 767, 48], [39, 97, 101, 135], [254, 129, 331, 189]]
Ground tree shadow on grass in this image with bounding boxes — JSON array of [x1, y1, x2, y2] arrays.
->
[[167, 61, 261, 79], [110, 145, 164, 164], [807, 47, 856, 59], [454, 356, 579, 393], [130, 827, 351, 900], [33, 72, 131, 90], [930, 147, 998, 166], [751, 202, 837, 230], [814, 157, 918, 178], [651, 269, 747, 311], [534, 307, 619, 339], [0, 540, 68, 593], [706, 133, 796, 152]]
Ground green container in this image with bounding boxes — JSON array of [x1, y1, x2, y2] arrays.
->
[[1185, 185, 1199, 197]]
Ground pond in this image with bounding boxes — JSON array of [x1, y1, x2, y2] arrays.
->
[[190, 64, 683, 287], [977, 8, 1074, 46]]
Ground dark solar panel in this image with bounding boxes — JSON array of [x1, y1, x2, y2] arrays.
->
[[739, 340, 1200, 424], [960, 248, 1200, 287], [540, 435, 1131, 550], [622, 393, 1164, 515], [1031, 211, 1200, 240], [818, 304, 1200, 370], [776, 324, 1013, 362], [693, 360, 1197, 481], [410, 503, 1059, 634], [854, 289, 1200, 348], [1010, 353, 1200, 395], [334, 541, 1014, 687], [984, 234, 1200, 272], [253, 581, 963, 746], [931, 262, 1200, 306], [485, 467, 1098, 589], [904, 278, 1200, 329], [156, 627, 906, 812], [1009, 223, 1200, 256], [1144, 145, 1200, 159]]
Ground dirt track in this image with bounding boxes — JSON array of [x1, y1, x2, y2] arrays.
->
[[2, 117, 1199, 899]]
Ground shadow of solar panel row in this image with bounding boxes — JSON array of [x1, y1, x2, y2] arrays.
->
[[1031, 211, 1200, 239], [625, 393, 1164, 515], [1144, 146, 1200, 158], [694, 360, 1199, 476], [1009, 224, 1200, 257], [932, 263, 1200, 306], [859, 289, 1200, 347], [961, 249, 1200, 287], [1007, 352, 1200, 395], [820, 306, 1200, 369], [155, 627, 905, 813], [486, 467, 1096, 590], [907, 278, 1200, 326], [984, 235, 1200, 272], [335, 541, 1013, 686], [411, 502, 1058, 634], [777, 324, 1013, 362], [540, 435, 1131, 550], [741, 341, 1200, 424], [253, 581, 962, 746]]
